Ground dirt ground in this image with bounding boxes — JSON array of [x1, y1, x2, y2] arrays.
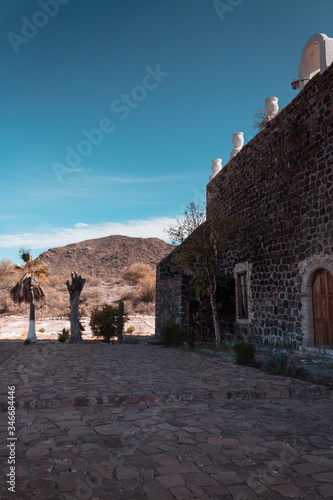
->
[[0, 315, 155, 341]]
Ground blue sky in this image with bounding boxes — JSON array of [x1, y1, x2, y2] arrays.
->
[[1, 0, 332, 264]]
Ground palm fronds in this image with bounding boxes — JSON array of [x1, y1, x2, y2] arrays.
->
[[10, 273, 45, 304], [15, 249, 49, 280], [19, 248, 32, 264]]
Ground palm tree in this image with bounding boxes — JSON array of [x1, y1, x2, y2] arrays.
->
[[10, 249, 49, 342]]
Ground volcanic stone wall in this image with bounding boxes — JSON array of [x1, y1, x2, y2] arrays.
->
[[156, 63, 333, 347], [206, 62, 333, 347], [155, 252, 191, 336], [156, 243, 227, 340]]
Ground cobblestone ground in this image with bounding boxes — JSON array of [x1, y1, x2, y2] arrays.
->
[[0, 342, 332, 499]]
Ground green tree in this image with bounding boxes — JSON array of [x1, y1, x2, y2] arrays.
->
[[90, 304, 128, 343], [165, 203, 238, 346], [10, 249, 49, 342]]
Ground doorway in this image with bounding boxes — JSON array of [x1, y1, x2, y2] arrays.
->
[[312, 269, 333, 347]]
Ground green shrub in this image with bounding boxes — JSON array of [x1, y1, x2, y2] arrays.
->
[[261, 352, 308, 379], [160, 320, 184, 347], [187, 336, 195, 349], [233, 341, 256, 366], [127, 325, 135, 334], [38, 328, 45, 333], [90, 304, 127, 343], [58, 328, 70, 343], [261, 352, 288, 374], [23, 339, 31, 345]]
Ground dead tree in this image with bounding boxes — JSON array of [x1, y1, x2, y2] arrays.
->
[[66, 272, 86, 343]]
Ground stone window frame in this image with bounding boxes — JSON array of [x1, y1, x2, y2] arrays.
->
[[298, 254, 333, 347], [234, 262, 253, 325], [237, 273, 248, 319]]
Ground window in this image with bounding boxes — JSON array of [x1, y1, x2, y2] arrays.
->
[[234, 262, 252, 325], [237, 272, 248, 319]]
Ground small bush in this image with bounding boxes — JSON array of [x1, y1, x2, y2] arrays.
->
[[38, 328, 45, 333], [90, 304, 128, 343], [81, 289, 105, 309], [233, 342, 256, 366], [122, 262, 153, 285], [137, 274, 156, 302], [0, 258, 14, 276], [261, 352, 308, 379], [120, 289, 136, 301], [160, 320, 184, 347], [48, 275, 65, 287], [134, 302, 155, 315], [261, 352, 289, 374], [58, 328, 70, 343], [23, 339, 31, 345], [122, 299, 134, 313], [87, 277, 103, 287], [187, 335, 195, 349], [127, 325, 135, 334]]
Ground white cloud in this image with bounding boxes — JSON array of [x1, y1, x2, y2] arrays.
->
[[74, 222, 89, 228], [0, 217, 176, 251], [93, 174, 200, 184]]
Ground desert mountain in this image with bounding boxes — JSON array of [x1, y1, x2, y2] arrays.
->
[[38, 235, 173, 279], [0, 236, 173, 318]]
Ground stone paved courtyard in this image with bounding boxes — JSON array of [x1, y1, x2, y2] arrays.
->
[[0, 341, 333, 499]]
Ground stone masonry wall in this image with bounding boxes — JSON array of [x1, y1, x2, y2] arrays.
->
[[156, 249, 223, 341], [156, 64, 332, 347], [155, 251, 190, 336], [206, 63, 333, 348], [156, 247, 236, 342]]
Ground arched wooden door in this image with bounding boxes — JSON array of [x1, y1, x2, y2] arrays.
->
[[312, 269, 333, 347]]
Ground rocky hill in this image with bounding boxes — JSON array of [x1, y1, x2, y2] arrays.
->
[[39, 235, 173, 279], [0, 236, 173, 318]]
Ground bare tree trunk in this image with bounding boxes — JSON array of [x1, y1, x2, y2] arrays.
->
[[27, 299, 37, 342], [206, 262, 222, 347], [210, 293, 222, 346], [66, 272, 86, 344], [117, 300, 124, 344]]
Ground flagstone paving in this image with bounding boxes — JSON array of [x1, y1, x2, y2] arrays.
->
[[0, 343, 330, 410], [0, 342, 332, 499]]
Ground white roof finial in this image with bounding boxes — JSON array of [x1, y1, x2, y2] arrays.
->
[[209, 158, 222, 182], [229, 132, 244, 160]]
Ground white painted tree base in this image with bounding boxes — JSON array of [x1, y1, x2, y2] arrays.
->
[[27, 320, 37, 342]]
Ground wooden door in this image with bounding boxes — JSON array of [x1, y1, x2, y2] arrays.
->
[[312, 269, 333, 347]]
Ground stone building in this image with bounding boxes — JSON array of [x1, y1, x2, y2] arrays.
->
[[156, 33, 333, 351]]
